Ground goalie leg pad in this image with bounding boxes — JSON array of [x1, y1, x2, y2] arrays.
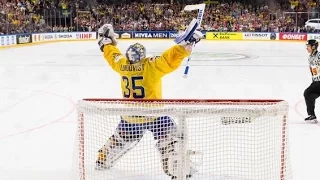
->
[[96, 133, 141, 170], [155, 126, 200, 179], [150, 116, 202, 178], [96, 119, 147, 170], [156, 134, 200, 179], [156, 133, 181, 177]]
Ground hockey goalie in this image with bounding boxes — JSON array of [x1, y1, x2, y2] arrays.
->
[[95, 19, 203, 179]]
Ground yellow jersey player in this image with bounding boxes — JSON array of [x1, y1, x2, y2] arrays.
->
[[96, 22, 202, 179]]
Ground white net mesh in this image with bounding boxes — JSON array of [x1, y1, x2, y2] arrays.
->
[[73, 99, 292, 180]]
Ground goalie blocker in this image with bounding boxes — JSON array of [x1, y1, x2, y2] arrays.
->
[[174, 18, 202, 45]]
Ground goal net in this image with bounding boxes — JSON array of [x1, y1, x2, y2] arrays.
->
[[73, 99, 292, 180]]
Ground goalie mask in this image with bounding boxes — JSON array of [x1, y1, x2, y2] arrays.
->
[[125, 43, 146, 64]]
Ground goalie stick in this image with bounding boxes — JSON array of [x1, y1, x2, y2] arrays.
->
[[181, 3, 206, 78]]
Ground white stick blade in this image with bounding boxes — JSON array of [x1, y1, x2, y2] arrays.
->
[[184, 3, 206, 11]]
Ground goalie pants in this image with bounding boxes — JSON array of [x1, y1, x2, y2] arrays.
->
[[304, 81, 320, 116], [116, 116, 176, 141]]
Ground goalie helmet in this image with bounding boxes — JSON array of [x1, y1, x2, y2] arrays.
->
[[125, 43, 146, 64]]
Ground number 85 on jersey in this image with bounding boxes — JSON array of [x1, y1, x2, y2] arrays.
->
[[122, 76, 145, 98]]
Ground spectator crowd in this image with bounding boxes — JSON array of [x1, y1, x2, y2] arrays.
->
[[0, 0, 320, 35]]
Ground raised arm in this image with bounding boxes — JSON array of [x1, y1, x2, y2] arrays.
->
[[146, 45, 191, 75], [98, 24, 127, 73], [147, 30, 203, 76], [102, 44, 127, 73]]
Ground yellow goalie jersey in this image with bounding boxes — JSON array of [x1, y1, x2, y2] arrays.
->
[[102, 44, 190, 100], [102, 44, 190, 123]]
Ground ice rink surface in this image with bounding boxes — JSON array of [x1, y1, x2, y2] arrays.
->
[[0, 40, 319, 180]]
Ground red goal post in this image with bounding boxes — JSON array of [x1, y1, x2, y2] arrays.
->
[[73, 99, 292, 180]]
